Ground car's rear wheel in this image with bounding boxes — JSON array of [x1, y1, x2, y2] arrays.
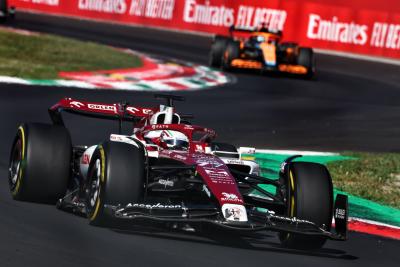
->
[[209, 36, 230, 68], [279, 162, 333, 250], [297, 47, 315, 79], [86, 141, 146, 226], [223, 41, 240, 70], [8, 123, 71, 203]]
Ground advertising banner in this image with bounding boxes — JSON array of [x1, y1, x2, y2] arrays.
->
[[9, 0, 400, 59]]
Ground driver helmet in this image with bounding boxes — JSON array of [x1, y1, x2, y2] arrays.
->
[[161, 130, 189, 151], [143, 105, 187, 150], [256, 35, 265, 43]]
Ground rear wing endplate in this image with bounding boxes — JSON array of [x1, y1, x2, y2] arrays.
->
[[48, 98, 155, 125]]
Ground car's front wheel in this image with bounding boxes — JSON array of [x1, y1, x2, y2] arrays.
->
[[297, 47, 315, 79], [279, 162, 333, 250], [209, 36, 230, 68], [86, 141, 146, 226], [223, 41, 240, 70]]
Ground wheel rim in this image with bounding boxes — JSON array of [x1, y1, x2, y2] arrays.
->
[[88, 159, 101, 210], [9, 139, 22, 190]]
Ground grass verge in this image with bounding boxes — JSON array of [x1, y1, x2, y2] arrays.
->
[[327, 152, 400, 209], [0, 29, 142, 79], [249, 152, 400, 209]]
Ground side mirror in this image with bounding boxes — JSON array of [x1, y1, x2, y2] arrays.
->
[[238, 147, 256, 160]]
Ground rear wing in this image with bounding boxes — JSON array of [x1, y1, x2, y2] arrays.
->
[[229, 25, 255, 34], [228, 25, 283, 38], [48, 98, 155, 126], [228, 25, 254, 38]]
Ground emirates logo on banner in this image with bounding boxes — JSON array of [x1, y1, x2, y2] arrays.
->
[[77, 0, 175, 19], [78, 0, 127, 14], [307, 13, 400, 50], [183, 0, 235, 27], [307, 14, 368, 45]]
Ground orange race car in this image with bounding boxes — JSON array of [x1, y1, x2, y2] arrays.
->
[[210, 26, 315, 79]]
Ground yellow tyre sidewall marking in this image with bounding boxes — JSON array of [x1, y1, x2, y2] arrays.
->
[[89, 189, 101, 221], [12, 126, 25, 196], [289, 170, 295, 218], [285, 170, 296, 240], [90, 145, 106, 221], [100, 146, 105, 183]]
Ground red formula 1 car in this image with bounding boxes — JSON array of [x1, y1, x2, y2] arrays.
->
[[210, 26, 315, 79], [9, 95, 347, 249]]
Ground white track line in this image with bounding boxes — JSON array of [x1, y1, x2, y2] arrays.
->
[[0, 76, 30, 84], [349, 217, 400, 230]]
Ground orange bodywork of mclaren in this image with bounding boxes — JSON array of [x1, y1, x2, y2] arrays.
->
[[230, 59, 308, 74], [278, 64, 308, 74], [225, 31, 310, 74], [229, 32, 308, 74], [231, 59, 263, 69]]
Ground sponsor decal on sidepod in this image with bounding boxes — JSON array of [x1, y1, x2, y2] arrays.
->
[[158, 179, 174, 187], [221, 192, 242, 202], [222, 204, 248, 222]]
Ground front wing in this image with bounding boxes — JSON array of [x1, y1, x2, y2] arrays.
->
[[230, 59, 308, 75], [104, 194, 348, 241]]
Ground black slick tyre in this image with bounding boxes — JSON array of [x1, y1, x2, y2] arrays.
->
[[8, 123, 71, 203], [279, 162, 333, 250], [86, 141, 145, 226], [209, 36, 230, 68], [297, 47, 315, 79], [223, 41, 240, 70]]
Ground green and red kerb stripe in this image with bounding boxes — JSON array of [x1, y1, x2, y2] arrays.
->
[[348, 218, 400, 240]]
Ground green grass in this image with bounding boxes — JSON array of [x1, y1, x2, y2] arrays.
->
[[250, 152, 400, 209], [328, 152, 400, 209], [0, 30, 142, 79]]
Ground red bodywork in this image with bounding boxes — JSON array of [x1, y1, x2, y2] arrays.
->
[[49, 98, 245, 208], [50, 98, 158, 119], [47, 97, 348, 241], [159, 150, 244, 207]]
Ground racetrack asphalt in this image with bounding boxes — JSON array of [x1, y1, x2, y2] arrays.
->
[[0, 12, 399, 267]]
